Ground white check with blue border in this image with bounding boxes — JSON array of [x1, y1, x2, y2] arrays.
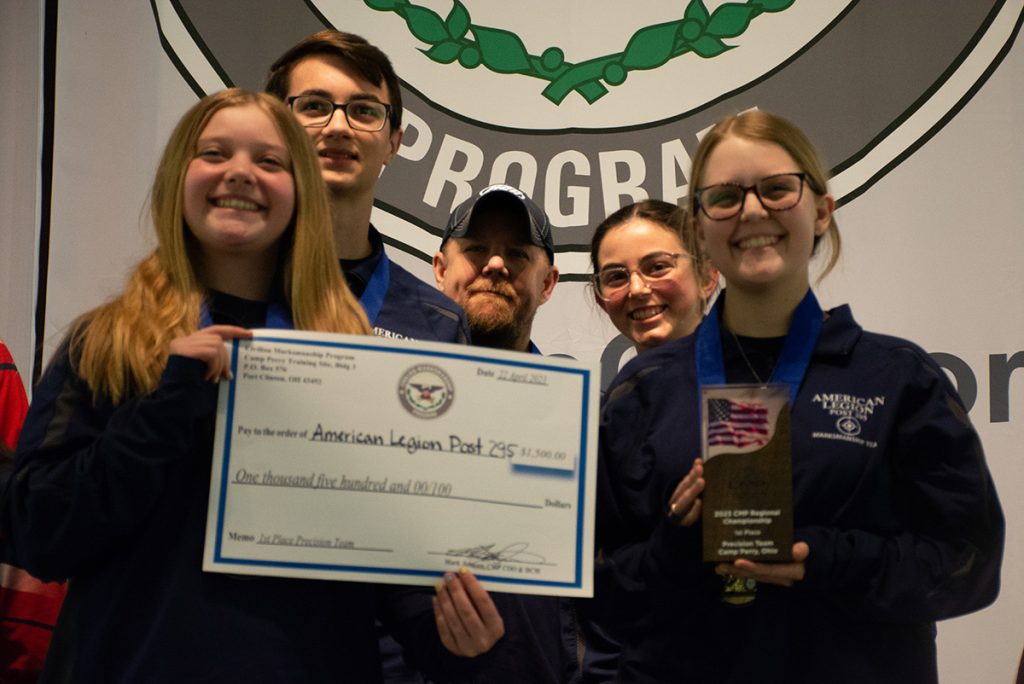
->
[[202, 330, 598, 597]]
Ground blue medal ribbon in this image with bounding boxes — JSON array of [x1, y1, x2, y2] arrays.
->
[[695, 289, 823, 405], [358, 249, 391, 327]]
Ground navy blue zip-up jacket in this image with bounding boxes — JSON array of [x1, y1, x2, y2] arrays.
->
[[341, 226, 479, 684], [341, 226, 470, 345], [1, 293, 471, 683], [454, 341, 582, 684], [595, 304, 1004, 683], [384, 341, 585, 684]]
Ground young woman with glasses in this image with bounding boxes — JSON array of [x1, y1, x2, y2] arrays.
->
[[590, 200, 718, 353], [582, 202, 718, 682], [594, 110, 1004, 683]]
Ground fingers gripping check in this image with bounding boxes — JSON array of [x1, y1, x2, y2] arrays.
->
[[169, 325, 253, 383], [432, 568, 505, 657]]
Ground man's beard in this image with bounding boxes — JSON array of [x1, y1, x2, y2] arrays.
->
[[462, 280, 528, 350]]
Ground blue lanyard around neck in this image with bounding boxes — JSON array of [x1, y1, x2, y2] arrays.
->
[[695, 289, 823, 405], [358, 249, 391, 327]]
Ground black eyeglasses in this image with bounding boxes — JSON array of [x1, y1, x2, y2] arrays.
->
[[695, 172, 811, 220], [287, 95, 392, 132], [593, 252, 689, 301]]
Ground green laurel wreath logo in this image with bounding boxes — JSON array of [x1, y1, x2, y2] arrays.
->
[[364, 0, 795, 105]]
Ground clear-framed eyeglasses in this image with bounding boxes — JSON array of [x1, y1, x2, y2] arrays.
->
[[287, 94, 392, 132], [593, 252, 690, 301], [695, 172, 811, 221]]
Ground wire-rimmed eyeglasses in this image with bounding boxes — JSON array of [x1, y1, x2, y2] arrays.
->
[[287, 95, 392, 132], [593, 252, 689, 301]]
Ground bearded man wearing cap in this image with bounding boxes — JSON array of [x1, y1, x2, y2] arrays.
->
[[433, 184, 559, 353]]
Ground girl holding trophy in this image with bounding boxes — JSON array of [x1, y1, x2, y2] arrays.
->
[[595, 110, 1003, 683]]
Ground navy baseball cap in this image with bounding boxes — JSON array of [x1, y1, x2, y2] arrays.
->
[[441, 184, 555, 263]]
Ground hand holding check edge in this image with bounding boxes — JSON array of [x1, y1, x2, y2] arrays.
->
[[169, 325, 253, 383], [433, 567, 505, 657]]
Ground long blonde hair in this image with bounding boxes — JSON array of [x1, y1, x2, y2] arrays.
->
[[73, 89, 369, 404]]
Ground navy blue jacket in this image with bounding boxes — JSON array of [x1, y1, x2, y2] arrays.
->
[[465, 593, 579, 684], [451, 340, 582, 684], [341, 226, 470, 344], [342, 227, 476, 684], [385, 341, 584, 684], [596, 305, 1004, 683], [1, 296, 467, 683]]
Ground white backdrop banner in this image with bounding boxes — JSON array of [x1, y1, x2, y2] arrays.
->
[[40, 0, 1024, 679]]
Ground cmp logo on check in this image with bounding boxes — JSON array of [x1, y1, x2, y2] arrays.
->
[[398, 364, 455, 418]]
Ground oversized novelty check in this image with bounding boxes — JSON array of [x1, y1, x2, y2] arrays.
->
[[203, 330, 598, 597]]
